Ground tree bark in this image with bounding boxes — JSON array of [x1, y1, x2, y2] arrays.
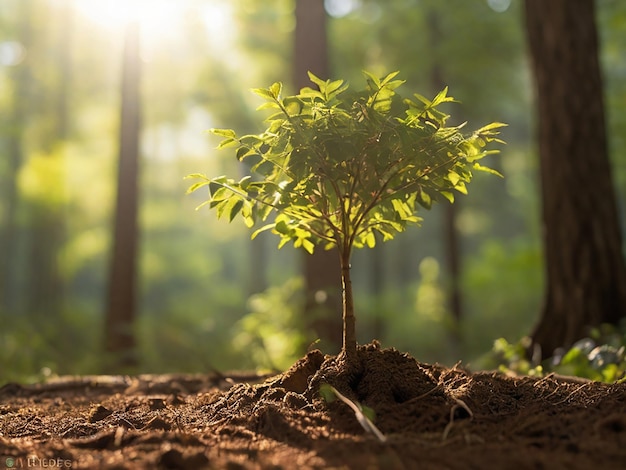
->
[[525, 0, 626, 357], [294, 0, 343, 352], [104, 21, 142, 369], [340, 248, 357, 362], [427, 7, 462, 352]]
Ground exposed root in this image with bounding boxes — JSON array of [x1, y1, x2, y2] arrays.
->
[[320, 384, 387, 443], [442, 398, 473, 441]]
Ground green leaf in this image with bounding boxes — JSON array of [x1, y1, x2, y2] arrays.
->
[[364, 231, 376, 248], [269, 82, 282, 99], [454, 181, 468, 195], [210, 186, 228, 202], [473, 163, 503, 177], [361, 404, 376, 423], [282, 96, 304, 116], [236, 147, 250, 160], [217, 138, 238, 149], [216, 196, 238, 220], [379, 70, 401, 86], [277, 236, 290, 249], [186, 181, 209, 194], [362, 70, 381, 89], [229, 199, 244, 222], [256, 101, 281, 111], [326, 79, 348, 97], [416, 189, 432, 209], [447, 171, 461, 186], [307, 71, 326, 90], [211, 128, 236, 138], [251, 223, 275, 240], [412, 92, 431, 107], [185, 173, 207, 180], [319, 384, 337, 403], [475, 122, 508, 133], [298, 86, 325, 101], [431, 86, 455, 106], [440, 191, 455, 203], [239, 175, 252, 190], [251, 87, 275, 100], [301, 238, 315, 254], [275, 219, 291, 235]]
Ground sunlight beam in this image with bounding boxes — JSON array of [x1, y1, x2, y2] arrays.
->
[[72, 0, 180, 38]]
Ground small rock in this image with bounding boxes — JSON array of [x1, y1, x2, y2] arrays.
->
[[88, 404, 113, 423]]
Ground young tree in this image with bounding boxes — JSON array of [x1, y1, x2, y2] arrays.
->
[[525, 0, 626, 357], [188, 71, 505, 366]]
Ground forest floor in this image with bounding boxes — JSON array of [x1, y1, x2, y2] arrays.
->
[[1, 343, 626, 469]]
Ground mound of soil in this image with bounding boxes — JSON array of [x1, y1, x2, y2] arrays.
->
[[1, 343, 626, 469]]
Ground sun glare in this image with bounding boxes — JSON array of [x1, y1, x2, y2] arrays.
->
[[73, 0, 181, 38], [72, 0, 235, 52]]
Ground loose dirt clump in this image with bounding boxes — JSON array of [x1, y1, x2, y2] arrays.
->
[[1, 343, 626, 469]]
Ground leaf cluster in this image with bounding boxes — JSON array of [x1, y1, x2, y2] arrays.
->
[[188, 71, 505, 255]]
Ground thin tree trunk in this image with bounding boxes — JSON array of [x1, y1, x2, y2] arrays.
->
[[294, 0, 343, 352], [525, 0, 626, 357], [55, 0, 72, 142], [340, 248, 357, 362], [104, 21, 142, 369]]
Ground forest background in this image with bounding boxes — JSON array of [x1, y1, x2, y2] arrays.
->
[[1, 0, 625, 382]]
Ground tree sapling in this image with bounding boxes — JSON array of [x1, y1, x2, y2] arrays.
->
[[187, 71, 505, 368]]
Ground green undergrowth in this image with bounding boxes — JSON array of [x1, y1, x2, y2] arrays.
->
[[487, 322, 626, 383]]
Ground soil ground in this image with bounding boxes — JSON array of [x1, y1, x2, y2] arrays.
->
[[1, 343, 626, 469]]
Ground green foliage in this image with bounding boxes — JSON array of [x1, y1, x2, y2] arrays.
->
[[233, 278, 307, 371], [489, 323, 626, 383], [0, 308, 101, 384], [462, 239, 543, 356], [188, 71, 506, 257]]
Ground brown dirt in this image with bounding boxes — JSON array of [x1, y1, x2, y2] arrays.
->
[[1, 342, 626, 469]]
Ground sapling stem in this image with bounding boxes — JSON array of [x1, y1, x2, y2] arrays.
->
[[340, 249, 356, 362]]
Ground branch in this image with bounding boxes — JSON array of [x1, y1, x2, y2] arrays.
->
[[210, 180, 276, 209]]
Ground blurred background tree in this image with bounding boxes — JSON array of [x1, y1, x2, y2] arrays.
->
[[293, 0, 343, 353], [0, 0, 624, 383], [525, 0, 626, 359]]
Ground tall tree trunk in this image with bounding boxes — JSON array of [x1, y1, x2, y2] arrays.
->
[[0, 1, 32, 313], [104, 21, 142, 369], [427, 7, 462, 353], [294, 0, 343, 352], [27, 0, 73, 317], [54, 0, 72, 142], [525, 0, 626, 357]]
